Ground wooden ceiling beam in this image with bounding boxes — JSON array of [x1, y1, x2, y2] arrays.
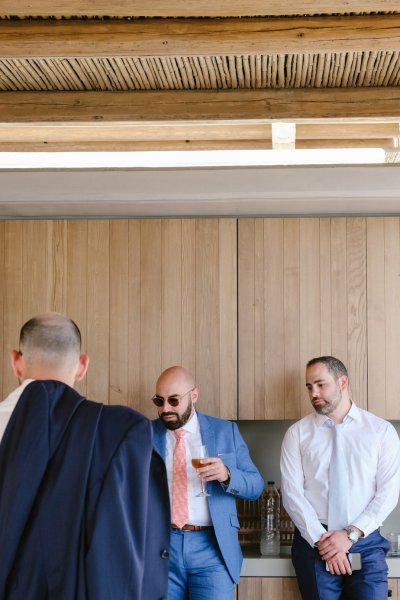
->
[[1, 1, 399, 18], [1, 14, 400, 57], [1, 89, 400, 122]]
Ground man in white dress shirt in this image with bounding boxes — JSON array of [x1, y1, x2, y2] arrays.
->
[[280, 355, 400, 600]]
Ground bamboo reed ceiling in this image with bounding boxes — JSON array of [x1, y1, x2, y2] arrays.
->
[[1, 3, 400, 154]]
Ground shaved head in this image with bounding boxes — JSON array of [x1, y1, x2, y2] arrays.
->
[[20, 312, 81, 366], [12, 312, 89, 387], [156, 366, 195, 390]]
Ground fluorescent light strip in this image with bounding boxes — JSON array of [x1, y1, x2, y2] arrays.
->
[[0, 148, 386, 169]]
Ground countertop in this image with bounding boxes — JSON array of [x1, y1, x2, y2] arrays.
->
[[241, 549, 400, 578]]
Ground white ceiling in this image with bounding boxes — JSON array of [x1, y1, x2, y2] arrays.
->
[[1, 164, 400, 218]]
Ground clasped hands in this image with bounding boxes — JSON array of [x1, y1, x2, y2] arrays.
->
[[195, 456, 230, 483], [316, 530, 353, 575]]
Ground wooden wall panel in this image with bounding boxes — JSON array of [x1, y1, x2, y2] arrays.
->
[[0, 222, 4, 399], [367, 217, 400, 418], [109, 220, 129, 406], [238, 217, 369, 419], [347, 218, 367, 409], [389, 578, 398, 599], [238, 577, 301, 600], [66, 220, 88, 398]]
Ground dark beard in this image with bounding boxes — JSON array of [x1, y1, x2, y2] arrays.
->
[[160, 400, 193, 430]]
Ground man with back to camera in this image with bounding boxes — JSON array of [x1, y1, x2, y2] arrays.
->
[[280, 355, 400, 600], [151, 365, 264, 599], [0, 312, 170, 600]]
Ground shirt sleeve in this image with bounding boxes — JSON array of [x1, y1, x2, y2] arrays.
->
[[352, 422, 400, 537], [280, 425, 326, 548]]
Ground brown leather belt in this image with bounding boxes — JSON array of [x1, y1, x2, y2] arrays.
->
[[171, 524, 213, 531]]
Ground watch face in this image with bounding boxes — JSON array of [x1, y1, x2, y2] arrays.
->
[[349, 530, 358, 542]]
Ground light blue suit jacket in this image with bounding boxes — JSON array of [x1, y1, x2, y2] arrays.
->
[[152, 410, 264, 583]]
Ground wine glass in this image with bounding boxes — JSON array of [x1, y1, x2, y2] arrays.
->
[[191, 444, 211, 497]]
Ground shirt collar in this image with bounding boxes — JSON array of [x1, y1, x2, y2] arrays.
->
[[315, 400, 360, 427]]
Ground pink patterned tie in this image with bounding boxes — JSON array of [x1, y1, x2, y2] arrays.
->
[[172, 429, 189, 528]]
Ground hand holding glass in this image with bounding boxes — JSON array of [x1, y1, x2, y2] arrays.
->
[[192, 444, 211, 497]]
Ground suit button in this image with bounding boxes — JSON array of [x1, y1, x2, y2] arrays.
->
[[161, 549, 169, 559]]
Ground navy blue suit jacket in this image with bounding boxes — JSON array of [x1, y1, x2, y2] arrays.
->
[[0, 380, 170, 600], [153, 410, 264, 583]]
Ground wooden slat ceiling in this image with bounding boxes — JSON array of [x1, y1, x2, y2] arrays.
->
[[1, 2, 400, 156]]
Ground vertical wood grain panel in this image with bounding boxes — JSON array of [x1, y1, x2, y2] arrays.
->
[[127, 220, 142, 413], [3, 223, 23, 397], [330, 218, 347, 361], [50, 220, 67, 315], [254, 219, 265, 420], [261, 578, 284, 598], [384, 217, 400, 418], [196, 219, 220, 416], [67, 220, 88, 398], [219, 218, 237, 420], [299, 219, 321, 416], [22, 221, 52, 319], [238, 219, 255, 419], [319, 218, 332, 356], [162, 219, 182, 369], [181, 219, 196, 376], [366, 217, 386, 416], [237, 577, 262, 600], [347, 218, 367, 409], [86, 220, 109, 404], [110, 220, 129, 406], [388, 579, 398, 599], [140, 219, 162, 415], [282, 578, 302, 599], [284, 219, 300, 419], [264, 219, 284, 418], [0, 222, 4, 398]]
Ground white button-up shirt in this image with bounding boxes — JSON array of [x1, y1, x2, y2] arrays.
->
[[165, 410, 212, 526], [0, 379, 34, 443], [280, 402, 400, 547]]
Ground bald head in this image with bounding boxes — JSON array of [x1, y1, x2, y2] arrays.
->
[[156, 366, 196, 391], [12, 312, 89, 387]]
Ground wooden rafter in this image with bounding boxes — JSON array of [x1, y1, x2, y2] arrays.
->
[[1, 15, 400, 57], [1, 89, 400, 122], [1, 1, 399, 18]]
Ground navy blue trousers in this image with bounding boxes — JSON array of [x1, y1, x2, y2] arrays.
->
[[292, 527, 390, 600]]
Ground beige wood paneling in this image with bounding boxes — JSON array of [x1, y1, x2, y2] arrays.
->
[[2, 222, 23, 397], [389, 578, 398, 599], [66, 220, 88, 398], [238, 217, 368, 419], [1, 218, 236, 416], [367, 216, 400, 418], [0, 222, 4, 398], [238, 577, 301, 599]]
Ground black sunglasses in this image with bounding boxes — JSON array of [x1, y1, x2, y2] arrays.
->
[[152, 387, 194, 408]]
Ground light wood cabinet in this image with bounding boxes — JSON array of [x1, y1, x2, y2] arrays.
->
[[389, 578, 398, 599], [238, 577, 301, 600], [0, 218, 237, 419], [2, 216, 400, 419], [238, 217, 367, 419]]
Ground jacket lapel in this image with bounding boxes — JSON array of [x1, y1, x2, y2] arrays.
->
[[152, 419, 167, 462]]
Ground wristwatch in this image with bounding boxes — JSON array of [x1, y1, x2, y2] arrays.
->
[[345, 526, 360, 544]]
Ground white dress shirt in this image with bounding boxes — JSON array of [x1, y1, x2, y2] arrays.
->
[[165, 410, 212, 526], [280, 402, 400, 547], [0, 380, 34, 443]]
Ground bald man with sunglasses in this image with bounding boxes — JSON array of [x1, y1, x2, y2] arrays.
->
[[152, 366, 264, 600]]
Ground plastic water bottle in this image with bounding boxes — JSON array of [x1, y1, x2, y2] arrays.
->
[[260, 481, 280, 556]]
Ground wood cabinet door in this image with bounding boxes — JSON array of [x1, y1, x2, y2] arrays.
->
[[1, 218, 237, 419], [238, 577, 301, 599], [238, 217, 367, 420]]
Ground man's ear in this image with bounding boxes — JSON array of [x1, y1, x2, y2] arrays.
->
[[339, 375, 349, 391], [75, 353, 90, 382], [191, 386, 200, 405], [10, 350, 24, 379]]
